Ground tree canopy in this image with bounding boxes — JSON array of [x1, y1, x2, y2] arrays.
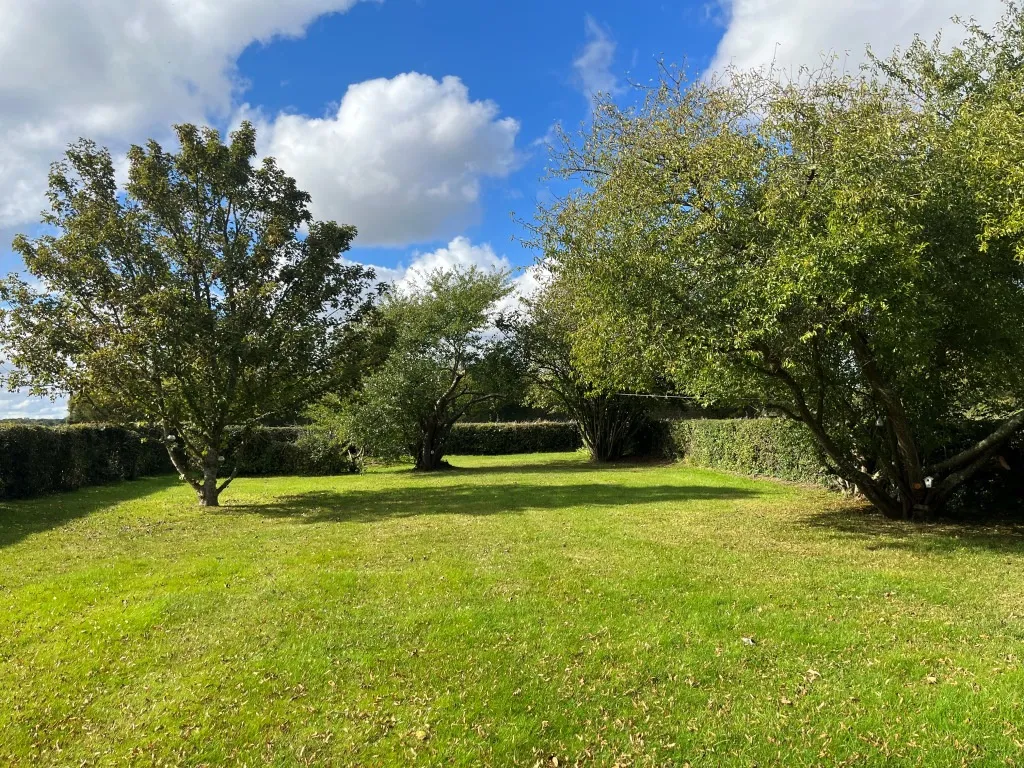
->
[[538, 6, 1024, 518], [0, 122, 375, 506], [334, 267, 515, 471]]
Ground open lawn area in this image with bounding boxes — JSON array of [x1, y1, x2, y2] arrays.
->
[[2, 453, 1024, 766]]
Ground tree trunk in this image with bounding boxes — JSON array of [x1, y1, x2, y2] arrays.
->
[[199, 451, 221, 507], [579, 397, 632, 462], [414, 421, 451, 471]]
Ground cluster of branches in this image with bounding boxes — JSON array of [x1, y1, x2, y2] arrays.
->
[[0, 123, 377, 506], [537, 4, 1024, 519]]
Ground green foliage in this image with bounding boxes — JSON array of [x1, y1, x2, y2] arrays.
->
[[224, 427, 360, 477], [0, 424, 165, 499], [0, 425, 358, 500], [667, 419, 840, 488], [0, 122, 374, 506], [445, 421, 581, 455], [661, 418, 1023, 513], [336, 267, 516, 470], [503, 276, 651, 461], [540, 8, 1024, 519]]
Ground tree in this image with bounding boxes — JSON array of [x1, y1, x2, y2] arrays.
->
[[539, 8, 1024, 519], [339, 267, 513, 470], [503, 278, 648, 462], [0, 122, 375, 506]]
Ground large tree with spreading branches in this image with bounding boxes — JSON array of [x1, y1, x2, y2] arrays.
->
[[503, 278, 648, 462], [0, 122, 375, 506], [336, 266, 515, 471], [539, 6, 1024, 519]]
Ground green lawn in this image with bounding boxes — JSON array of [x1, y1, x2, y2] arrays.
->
[[2, 453, 1023, 766]]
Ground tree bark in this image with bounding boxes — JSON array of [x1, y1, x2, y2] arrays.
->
[[199, 449, 221, 507], [578, 395, 637, 462], [414, 420, 452, 471]]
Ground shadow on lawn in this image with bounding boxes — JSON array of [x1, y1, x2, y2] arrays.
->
[[440, 457, 678, 477], [0, 476, 177, 550], [803, 506, 1024, 555], [224, 481, 755, 524]]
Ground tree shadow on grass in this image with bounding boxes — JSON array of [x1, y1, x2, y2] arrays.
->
[[223, 481, 757, 524], [802, 505, 1024, 556], [0, 476, 178, 550], [439, 457, 679, 477]]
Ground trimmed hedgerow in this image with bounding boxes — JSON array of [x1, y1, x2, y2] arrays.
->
[[446, 421, 582, 455], [0, 424, 164, 499], [0, 424, 359, 500], [665, 418, 837, 487], [662, 418, 1023, 514], [223, 426, 360, 477]]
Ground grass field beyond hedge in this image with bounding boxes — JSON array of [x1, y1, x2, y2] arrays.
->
[[2, 453, 1024, 766]]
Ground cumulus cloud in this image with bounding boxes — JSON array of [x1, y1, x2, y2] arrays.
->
[[711, 0, 1004, 76], [574, 16, 623, 106], [352, 236, 541, 312], [249, 74, 520, 247], [0, 0, 368, 228]]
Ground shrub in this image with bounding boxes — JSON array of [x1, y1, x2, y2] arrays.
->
[[664, 419, 838, 487], [0, 424, 359, 500], [446, 422, 582, 455], [225, 426, 360, 477], [0, 424, 160, 499], [661, 418, 1023, 515]]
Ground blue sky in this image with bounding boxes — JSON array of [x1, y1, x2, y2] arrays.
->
[[0, 0, 1002, 417], [233, 0, 723, 269]]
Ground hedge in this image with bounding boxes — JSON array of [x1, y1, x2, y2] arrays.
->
[[0, 425, 167, 499], [446, 421, 581, 455], [664, 418, 836, 487], [224, 427, 360, 477], [662, 418, 1023, 514], [0, 424, 358, 501]]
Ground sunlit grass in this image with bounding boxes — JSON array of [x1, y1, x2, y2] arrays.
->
[[2, 452, 1023, 766]]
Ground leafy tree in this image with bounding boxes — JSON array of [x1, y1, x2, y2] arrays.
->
[[66, 391, 145, 425], [0, 122, 375, 506], [503, 278, 647, 461], [539, 8, 1024, 519], [339, 267, 513, 470]]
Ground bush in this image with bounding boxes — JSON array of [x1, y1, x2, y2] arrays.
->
[[664, 419, 837, 487], [661, 418, 1023, 515], [0, 424, 162, 499], [225, 426, 360, 477], [0, 424, 359, 500], [446, 422, 581, 455]]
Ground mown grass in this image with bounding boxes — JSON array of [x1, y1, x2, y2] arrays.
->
[[2, 452, 1023, 766]]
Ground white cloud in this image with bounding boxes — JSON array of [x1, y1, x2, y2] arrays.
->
[[0, 390, 68, 420], [0, 0, 368, 228], [401, 237, 512, 284], [352, 236, 540, 311], [711, 0, 1004, 76], [574, 16, 623, 106], [0, 364, 68, 419], [249, 73, 520, 247]]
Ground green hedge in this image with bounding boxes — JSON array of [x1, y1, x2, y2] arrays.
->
[[0, 425, 166, 499], [662, 418, 1023, 513], [446, 421, 581, 455], [664, 418, 837, 487], [0, 424, 358, 500], [224, 427, 360, 477]]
